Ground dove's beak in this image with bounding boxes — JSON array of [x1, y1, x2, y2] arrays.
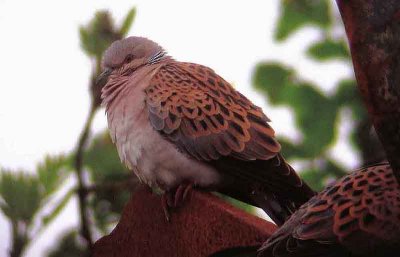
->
[[96, 68, 112, 87]]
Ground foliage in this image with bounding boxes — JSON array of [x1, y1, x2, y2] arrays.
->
[[85, 132, 132, 233], [307, 39, 349, 61], [254, 63, 339, 158], [80, 7, 137, 108], [0, 8, 137, 257], [0, 155, 71, 257], [46, 230, 87, 257], [0, 2, 388, 256], [275, 0, 332, 41], [79, 7, 136, 60], [253, 0, 384, 191], [0, 171, 41, 223]]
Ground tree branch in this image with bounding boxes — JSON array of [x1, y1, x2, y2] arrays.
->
[[10, 221, 28, 257], [73, 103, 97, 252], [336, 0, 400, 182]]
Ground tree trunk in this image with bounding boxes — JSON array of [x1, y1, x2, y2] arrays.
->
[[337, 0, 400, 182]]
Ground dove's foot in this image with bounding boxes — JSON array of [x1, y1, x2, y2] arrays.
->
[[161, 182, 193, 221]]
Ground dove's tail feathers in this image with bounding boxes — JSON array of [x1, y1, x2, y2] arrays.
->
[[214, 154, 315, 226]]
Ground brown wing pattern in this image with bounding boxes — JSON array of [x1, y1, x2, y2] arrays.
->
[[145, 61, 315, 226], [259, 163, 400, 257], [145, 62, 281, 161]]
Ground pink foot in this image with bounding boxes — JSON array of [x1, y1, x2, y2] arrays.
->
[[160, 183, 193, 221]]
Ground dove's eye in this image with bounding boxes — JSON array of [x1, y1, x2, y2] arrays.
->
[[124, 54, 134, 63]]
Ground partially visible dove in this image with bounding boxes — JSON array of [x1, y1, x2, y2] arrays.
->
[[258, 163, 400, 257], [99, 36, 315, 224]]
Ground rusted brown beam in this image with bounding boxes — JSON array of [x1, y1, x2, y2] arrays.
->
[[93, 186, 276, 257]]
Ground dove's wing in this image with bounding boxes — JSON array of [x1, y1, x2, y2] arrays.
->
[[259, 163, 400, 257], [144, 61, 315, 225]]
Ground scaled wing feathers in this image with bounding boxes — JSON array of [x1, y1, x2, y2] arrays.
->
[[145, 62, 281, 161], [259, 163, 400, 257]]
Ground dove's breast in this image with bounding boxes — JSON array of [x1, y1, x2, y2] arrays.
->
[[104, 68, 221, 190]]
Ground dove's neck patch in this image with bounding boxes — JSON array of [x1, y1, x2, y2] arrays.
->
[[148, 51, 167, 65]]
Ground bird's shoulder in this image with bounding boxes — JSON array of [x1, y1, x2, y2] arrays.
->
[[149, 61, 264, 113]]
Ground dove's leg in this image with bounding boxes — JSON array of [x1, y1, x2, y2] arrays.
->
[[160, 182, 194, 221], [161, 193, 173, 221], [173, 183, 193, 207]]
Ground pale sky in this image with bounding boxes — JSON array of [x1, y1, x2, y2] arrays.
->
[[0, 0, 356, 256]]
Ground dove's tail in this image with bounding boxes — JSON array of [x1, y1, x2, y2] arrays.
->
[[215, 154, 315, 226]]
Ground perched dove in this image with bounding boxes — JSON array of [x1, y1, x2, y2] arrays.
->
[[99, 36, 314, 224], [258, 163, 400, 257]]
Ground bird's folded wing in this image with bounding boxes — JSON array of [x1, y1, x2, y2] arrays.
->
[[145, 62, 315, 224], [145, 62, 281, 162], [259, 163, 400, 257]]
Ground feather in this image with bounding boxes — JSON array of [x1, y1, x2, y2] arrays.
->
[[143, 62, 315, 225], [258, 163, 400, 257]]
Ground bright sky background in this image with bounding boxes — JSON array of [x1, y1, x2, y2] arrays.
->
[[0, 0, 356, 256]]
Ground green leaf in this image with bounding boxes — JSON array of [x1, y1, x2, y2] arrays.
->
[[301, 169, 326, 191], [253, 62, 340, 157], [333, 79, 382, 163], [37, 154, 70, 198], [79, 27, 91, 55], [276, 0, 332, 41], [80, 8, 137, 58], [334, 79, 358, 106], [85, 131, 131, 232], [46, 230, 87, 257], [79, 11, 121, 58], [85, 131, 129, 181], [307, 39, 349, 61], [324, 159, 347, 178], [252, 63, 294, 104], [0, 170, 42, 223], [334, 79, 366, 120], [119, 7, 136, 36], [278, 138, 308, 159], [90, 179, 131, 233], [42, 188, 75, 226], [215, 193, 254, 214], [289, 83, 339, 157]]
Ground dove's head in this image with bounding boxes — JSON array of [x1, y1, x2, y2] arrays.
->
[[97, 37, 166, 86], [102, 36, 165, 70]]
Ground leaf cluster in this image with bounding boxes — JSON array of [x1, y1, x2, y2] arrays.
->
[[0, 155, 71, 257], [79, 8, 136, 60], [252, 0, 384, 190], [0, 8, 137, 257]]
